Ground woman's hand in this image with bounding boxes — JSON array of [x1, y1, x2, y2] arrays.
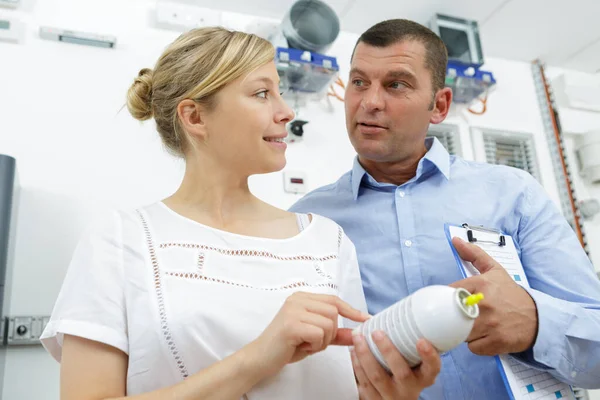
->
[[250, 291, 370, 377]]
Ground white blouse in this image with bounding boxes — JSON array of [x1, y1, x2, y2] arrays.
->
[[41, 202, 368, 399]]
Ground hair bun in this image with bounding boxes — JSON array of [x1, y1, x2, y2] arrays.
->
[[126, 68, 154, 121]]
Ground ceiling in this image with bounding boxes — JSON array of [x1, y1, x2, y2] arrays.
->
[[170, 0, 600, 74]]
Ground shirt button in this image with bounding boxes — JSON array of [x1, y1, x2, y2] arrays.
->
[[404, 240, 412, 247], [398, 191, 405, 197]]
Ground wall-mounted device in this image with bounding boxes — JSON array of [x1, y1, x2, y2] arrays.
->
[[0, 0, 19, 9], [283, 171, 307, 194], [285, 119, 309, 143], [6, 316, 50, 346], [429, 14, 496, 104], [155, 1, 222, 32], [0, 157, 50, 350], [553, 73, 600, 113], [0, 154, 19, 391], [275, 47, 339, 99], [0, 155, 18, 331], [0, 16, 25, 44], [257, 0, 341, 103], [39, 26, 117, 49], [280, 0, 339, 54], [576, 130, 600, 184], [579, 199, 600, 220], [429, 13, 483, 66]]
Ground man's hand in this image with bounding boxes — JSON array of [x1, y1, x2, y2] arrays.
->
[[449, 237, 538, 356], [351, 331, 440, 400]]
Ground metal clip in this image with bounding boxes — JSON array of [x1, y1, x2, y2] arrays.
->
[[462, 223, 506, 246]]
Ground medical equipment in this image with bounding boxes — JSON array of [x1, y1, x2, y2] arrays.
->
[[353, 285, 483, 370]]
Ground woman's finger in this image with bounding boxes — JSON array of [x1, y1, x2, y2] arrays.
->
[[300, 312, 336, 350]]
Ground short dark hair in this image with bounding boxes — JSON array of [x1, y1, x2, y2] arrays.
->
[[352, 19, 448, 93]]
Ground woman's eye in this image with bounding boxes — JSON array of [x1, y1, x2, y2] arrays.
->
[[256, 90, 268, 99]]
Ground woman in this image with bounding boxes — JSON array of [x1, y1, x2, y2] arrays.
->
[[40, 27, 370, 399]]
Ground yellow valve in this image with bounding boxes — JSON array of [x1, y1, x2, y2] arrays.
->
[[464, 293, 484, 306]]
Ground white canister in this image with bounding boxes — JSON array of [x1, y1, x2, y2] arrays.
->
[[353, 285, 482, 370]]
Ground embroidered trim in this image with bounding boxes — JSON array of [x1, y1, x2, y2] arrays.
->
[[313, 262, 333, 281], [137, 210, 189, 379], [158, 242, 337, 262], [197, 251, 205, 274], [164, 272, 338, 291]]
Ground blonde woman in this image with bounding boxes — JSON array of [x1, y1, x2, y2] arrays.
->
[[40, 27, 370, 399]]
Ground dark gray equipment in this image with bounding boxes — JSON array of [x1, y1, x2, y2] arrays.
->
[[0, 154, 19, 391]]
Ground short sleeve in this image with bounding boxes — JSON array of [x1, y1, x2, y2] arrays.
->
[[337, 231, 368, 329], [40, 210, 128, 362]]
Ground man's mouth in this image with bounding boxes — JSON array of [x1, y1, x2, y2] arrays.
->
[[358, 122, 387, 129]]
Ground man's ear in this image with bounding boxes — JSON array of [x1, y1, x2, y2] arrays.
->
[[177, 99, 208, 141], [430, 87, 453, 124]]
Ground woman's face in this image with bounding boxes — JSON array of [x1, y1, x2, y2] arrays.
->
[[201, 61, 295, 176]]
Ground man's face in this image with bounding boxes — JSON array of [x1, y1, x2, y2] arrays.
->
[[345, 40, 447, 163]]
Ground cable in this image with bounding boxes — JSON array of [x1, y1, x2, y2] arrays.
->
[[467, 91, 488, 115], [327, 77, 346, 102], [328, 85, 344, 101]]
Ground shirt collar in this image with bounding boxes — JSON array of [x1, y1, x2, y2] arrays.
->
[[350, 137, 451, 200]]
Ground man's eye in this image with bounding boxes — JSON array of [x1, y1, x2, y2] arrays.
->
[[390, 82, 407, 89]]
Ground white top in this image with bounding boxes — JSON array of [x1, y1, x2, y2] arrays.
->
[[40, 202, 368, 399]]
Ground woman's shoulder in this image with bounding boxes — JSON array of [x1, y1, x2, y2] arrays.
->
[[79, 203, 162, 246]]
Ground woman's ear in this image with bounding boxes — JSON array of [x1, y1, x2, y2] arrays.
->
[[177, 99, 208, 141]]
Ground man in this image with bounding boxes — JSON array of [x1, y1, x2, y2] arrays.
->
[[291, 19, 600, 399]]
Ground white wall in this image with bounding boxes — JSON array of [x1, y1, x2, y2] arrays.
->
[[545, 67, 600, 275], [0, 1, 597, 399]]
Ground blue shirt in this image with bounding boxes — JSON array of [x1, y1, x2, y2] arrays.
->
[[290, 137, 600, 399]]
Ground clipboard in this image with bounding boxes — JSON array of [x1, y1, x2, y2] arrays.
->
[[444, 223, 576, 400]]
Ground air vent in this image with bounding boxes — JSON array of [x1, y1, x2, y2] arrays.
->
[[482, 131, 539, 179], [428, 124, 461, 155]]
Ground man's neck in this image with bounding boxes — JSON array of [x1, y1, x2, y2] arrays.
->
[[359, 149, 428, 186]]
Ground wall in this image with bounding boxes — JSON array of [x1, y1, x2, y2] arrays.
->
[[0, 1, 597, 399], [544, 68, 600, 400], [546, 67, 600, 274]]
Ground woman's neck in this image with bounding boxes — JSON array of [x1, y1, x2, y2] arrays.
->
[[164, 157, 262, 226]]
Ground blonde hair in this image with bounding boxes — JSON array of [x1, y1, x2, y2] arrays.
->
[[126, 27, 275, 157]]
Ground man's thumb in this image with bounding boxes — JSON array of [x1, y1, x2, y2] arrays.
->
[[452, 237, 500, 274]]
